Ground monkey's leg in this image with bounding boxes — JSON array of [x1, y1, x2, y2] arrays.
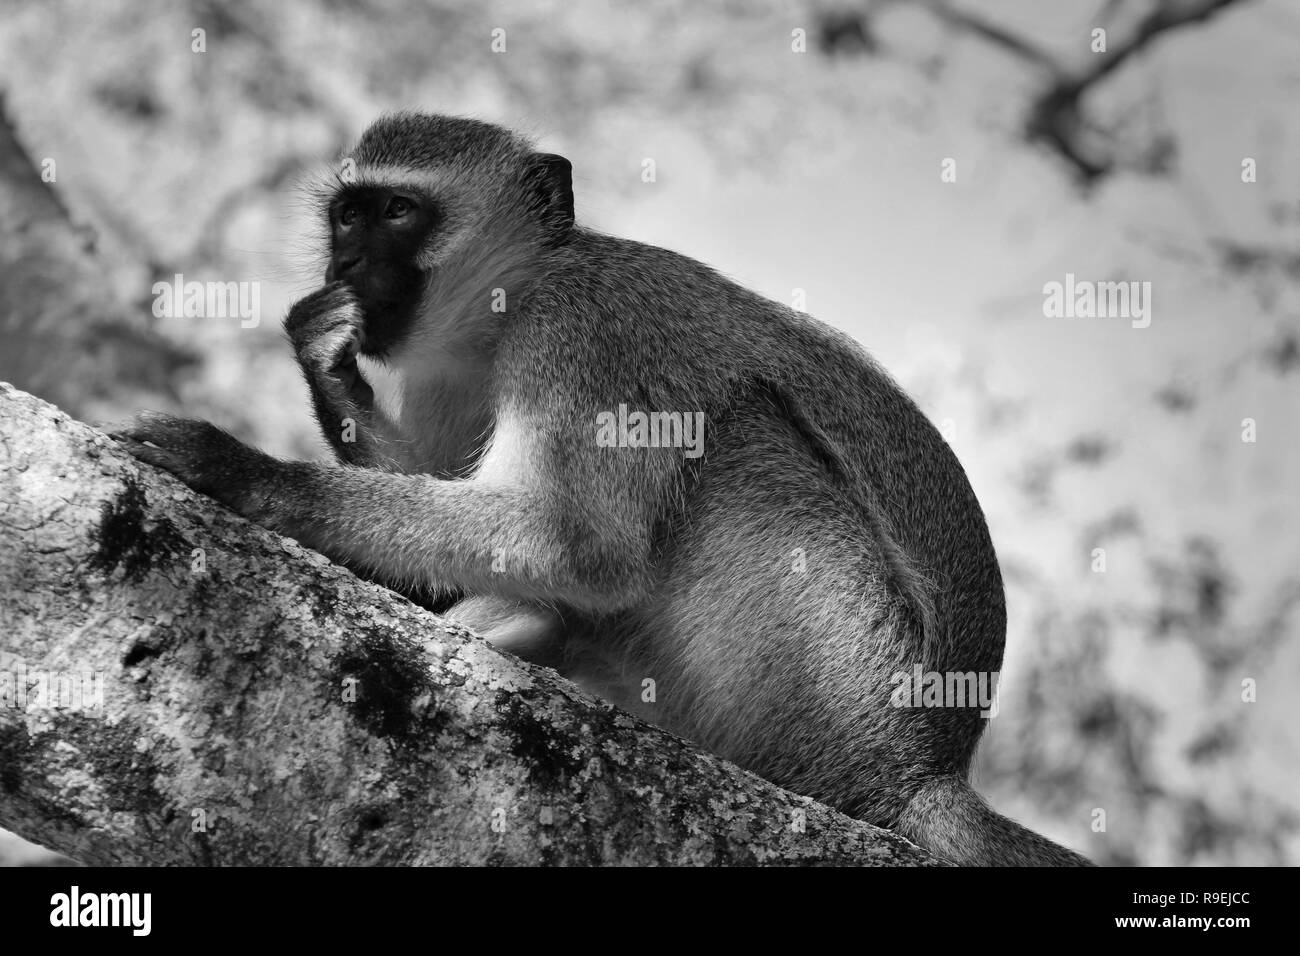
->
[[602, 397, 958, 824]]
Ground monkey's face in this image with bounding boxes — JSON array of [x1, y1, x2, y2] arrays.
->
[[325, 184, 438, 357]]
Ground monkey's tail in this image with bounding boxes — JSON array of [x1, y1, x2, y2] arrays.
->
[[894, 776, 1093, 866]]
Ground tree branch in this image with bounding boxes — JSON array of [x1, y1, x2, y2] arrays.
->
[[922, 0, 1253, 182], [0, 384, 938, 866]]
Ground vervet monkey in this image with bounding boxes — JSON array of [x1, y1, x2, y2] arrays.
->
[[115, 112, 1091, 866]]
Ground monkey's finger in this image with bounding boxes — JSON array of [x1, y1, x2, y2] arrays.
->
[[113, 436, 180, 473], [106, 410, 186, 436], [284, 282, 362, 336], [116, 411, 216, 440], [330, 330, 364, 369], [111, 435, 155, 455], [104, 421, 154, 444]]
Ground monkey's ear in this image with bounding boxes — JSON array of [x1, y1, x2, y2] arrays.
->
[[525, 153, 574, 243]]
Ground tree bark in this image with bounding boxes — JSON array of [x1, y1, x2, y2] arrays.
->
[[0, 384, 939, 866]]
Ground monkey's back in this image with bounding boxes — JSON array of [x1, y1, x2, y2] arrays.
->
[[515, 231, 1007, 816]]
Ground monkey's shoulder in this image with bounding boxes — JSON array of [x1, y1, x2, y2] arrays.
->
[[518, 232, 848, 367]]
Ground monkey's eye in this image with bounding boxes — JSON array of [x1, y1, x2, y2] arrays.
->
[[384, 196, 413, 219], [339, 206, 358, 227]]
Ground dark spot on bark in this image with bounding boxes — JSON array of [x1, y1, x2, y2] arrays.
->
[[193, 829, 215, 866], [122, 640, 162, 667], [344, 804, 392, 853], [306, 585, 338, 622], [344, 805, 417, 863], [188, 633, 216, 680], [78, 721, 169, 813], [327, 627, 436, 743], [0, 724, 29, 793], [89, 479, 187, 582], [0, 726, 88, 838], [537, 837, 558, 866], [494, 692, 584, 788]]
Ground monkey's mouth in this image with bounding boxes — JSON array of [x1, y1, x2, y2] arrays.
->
[[351, 287, 421, 359]]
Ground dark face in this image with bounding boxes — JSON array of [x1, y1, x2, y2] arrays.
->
[[326, 185, 438, 356]]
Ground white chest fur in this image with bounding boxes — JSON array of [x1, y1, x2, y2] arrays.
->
[[358, 353, 407, 425], [357, 352, 494, 478]]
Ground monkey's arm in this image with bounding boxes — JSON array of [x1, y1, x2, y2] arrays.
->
[[267, 465, 648, 609], [285, 283, 402, 471], [111, 413, 654, 613]]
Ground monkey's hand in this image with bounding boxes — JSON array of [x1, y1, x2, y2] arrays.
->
[[284, 282, 393, 467], [284, 281, 370, 405], [110, 412, 278, 519]]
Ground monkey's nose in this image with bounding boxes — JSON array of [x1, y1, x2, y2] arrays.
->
[[327, 255, 365, 282]]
